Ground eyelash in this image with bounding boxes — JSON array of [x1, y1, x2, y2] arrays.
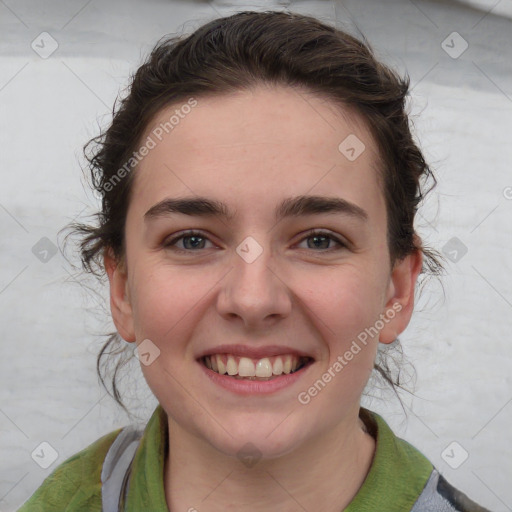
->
[[163, 229, 346, 254]]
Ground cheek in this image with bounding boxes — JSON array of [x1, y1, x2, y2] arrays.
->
[[295, 264, 385, 401], [300, 265, 386, 345], [129, 265, 210, 406], [129, 262, 207, 341]]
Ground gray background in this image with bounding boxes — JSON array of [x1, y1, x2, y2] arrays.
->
[[1, 0, 511, 510]]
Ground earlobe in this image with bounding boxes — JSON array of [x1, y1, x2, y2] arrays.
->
[[379, 248, 423, 344], [103, 248, 136, 343]]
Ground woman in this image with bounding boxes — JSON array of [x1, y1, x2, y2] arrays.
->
[[18, 10, 491, 512]]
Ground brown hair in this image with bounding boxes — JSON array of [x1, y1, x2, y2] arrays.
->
[[63, 10, 444, 415]]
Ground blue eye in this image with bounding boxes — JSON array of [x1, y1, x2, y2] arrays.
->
[[163, 229, 345, 254], [297, 230, 345, 251], [164, 231, 212, 252]]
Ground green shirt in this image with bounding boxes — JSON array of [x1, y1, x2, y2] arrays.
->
[[17, 406, 433, 511]]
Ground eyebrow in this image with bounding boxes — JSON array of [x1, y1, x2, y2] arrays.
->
[[144, 194, 368, 223]]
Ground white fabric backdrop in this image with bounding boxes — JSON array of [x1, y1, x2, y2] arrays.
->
[[1, 0, 511, 510]]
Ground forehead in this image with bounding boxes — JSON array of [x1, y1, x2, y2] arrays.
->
[[129, 85, 385, 225]]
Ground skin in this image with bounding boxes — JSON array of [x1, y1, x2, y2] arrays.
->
[[104, 84, 422, 511]]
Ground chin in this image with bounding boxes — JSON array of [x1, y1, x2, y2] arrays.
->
[[201, 415, 312, 462]]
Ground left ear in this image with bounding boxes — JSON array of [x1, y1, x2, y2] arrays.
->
[[379, 246, 423, 344]]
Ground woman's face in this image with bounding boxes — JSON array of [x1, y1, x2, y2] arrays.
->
[[105, 85, 421, 459]]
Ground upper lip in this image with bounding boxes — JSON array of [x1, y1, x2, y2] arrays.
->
[[196, 344, 315, 361]]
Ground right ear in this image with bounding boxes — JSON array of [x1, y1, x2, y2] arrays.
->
[[103, 248, 136, 343]]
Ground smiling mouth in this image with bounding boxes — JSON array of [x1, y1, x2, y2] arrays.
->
[[200, 354, 314, 380]]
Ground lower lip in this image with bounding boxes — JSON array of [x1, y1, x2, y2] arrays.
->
[[198, 360, 314, 395]]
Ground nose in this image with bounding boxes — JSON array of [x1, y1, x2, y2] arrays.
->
[[216, 237, 292, 329]]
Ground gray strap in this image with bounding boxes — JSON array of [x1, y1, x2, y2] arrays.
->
[[411, 468, 492, 512], [411, 469, 457, 512], [101, 425, 143, 512]]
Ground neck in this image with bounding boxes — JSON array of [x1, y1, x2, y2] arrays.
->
[[163, 409, 376, 512]]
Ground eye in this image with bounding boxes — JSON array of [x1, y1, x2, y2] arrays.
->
[[163, 229, 346, 254], [296, 230, 346, 252], [163, 230, 215, 253]]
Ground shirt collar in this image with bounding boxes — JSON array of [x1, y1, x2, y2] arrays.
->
[[125, 404, 169, 511], [125, 405, 432, 511], [344, 408, 433, 511]]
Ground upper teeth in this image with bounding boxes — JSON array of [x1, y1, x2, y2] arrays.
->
[[204, 354, 304, 377]]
